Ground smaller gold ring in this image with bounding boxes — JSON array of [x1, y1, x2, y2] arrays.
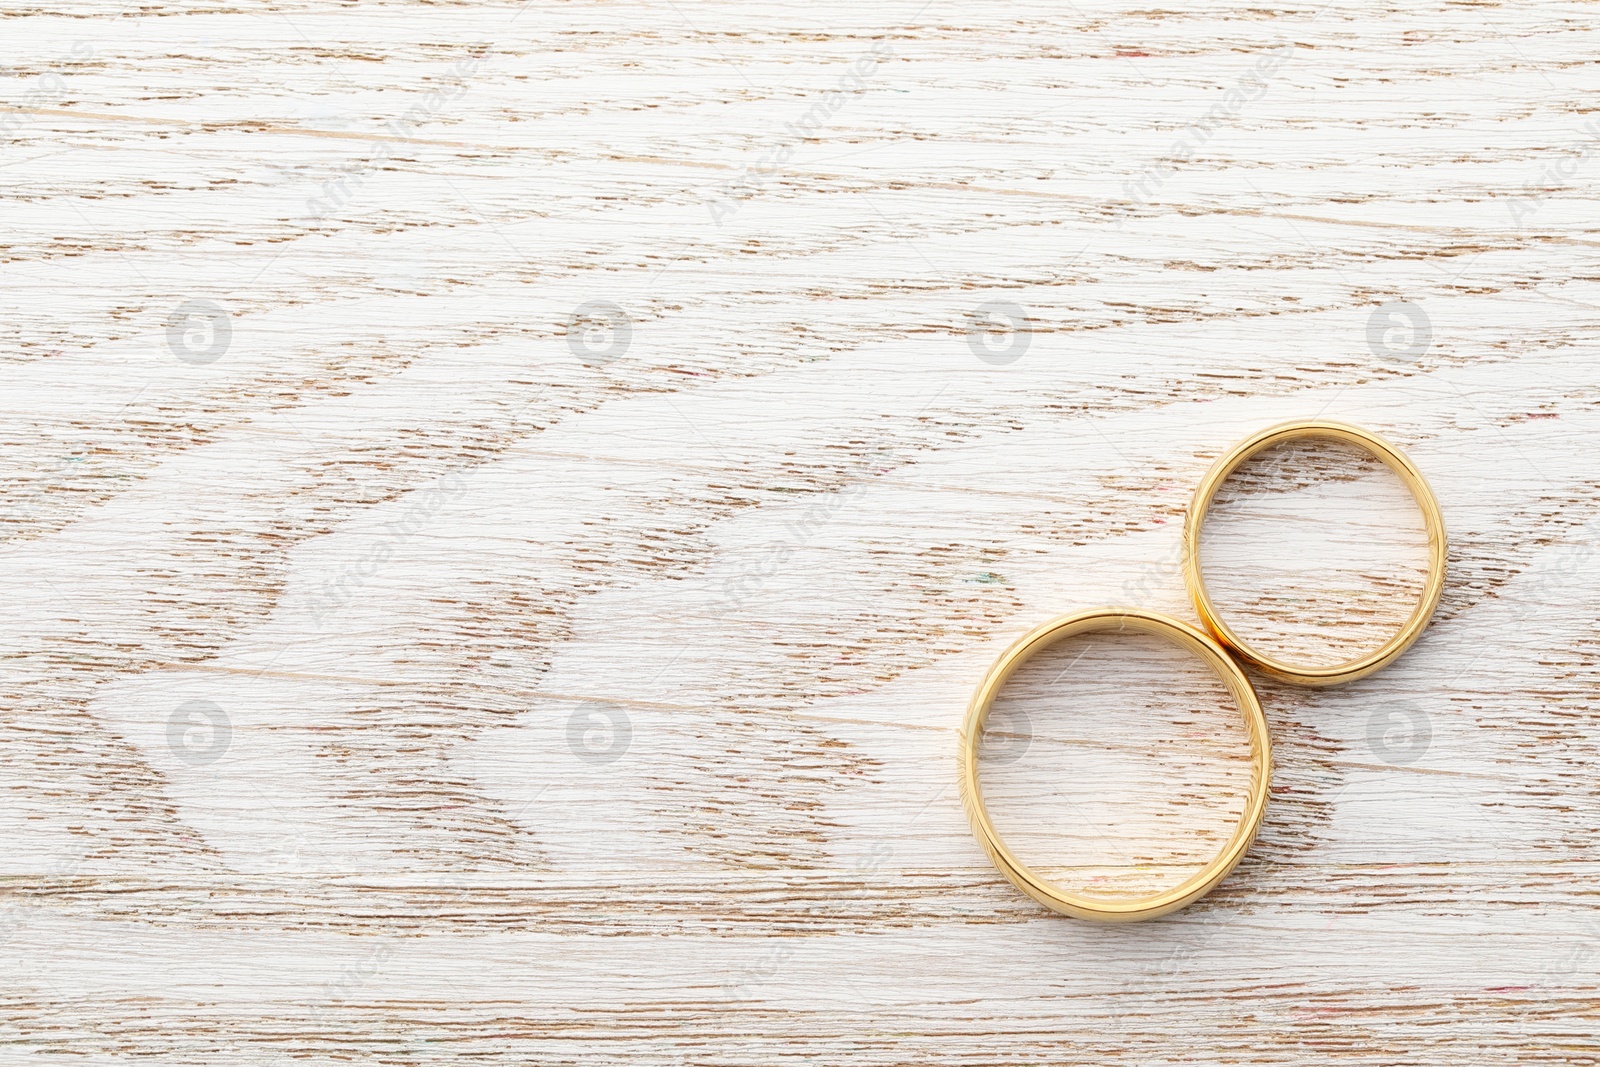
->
[[959, 608, 1271, 922], [1182, 419, 1448, 687]]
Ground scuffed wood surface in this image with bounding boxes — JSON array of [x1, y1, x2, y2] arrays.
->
[[2, 1, 1598, 1062]]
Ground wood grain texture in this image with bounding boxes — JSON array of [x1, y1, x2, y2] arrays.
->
[[2, 1, 1599, 1062]]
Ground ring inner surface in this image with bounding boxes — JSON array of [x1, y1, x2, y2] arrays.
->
[[976, 623, 1255, 904], [1198, 435, 1431, 671]]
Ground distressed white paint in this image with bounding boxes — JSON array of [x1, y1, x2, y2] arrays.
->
[[1, 2, 1598, 1062]]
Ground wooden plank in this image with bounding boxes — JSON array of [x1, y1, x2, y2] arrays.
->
[[2, 2, 1598, 1062]]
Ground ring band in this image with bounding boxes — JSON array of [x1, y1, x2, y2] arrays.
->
[[1182, 419, 1448, 687], [959, 608, 1271, 922]]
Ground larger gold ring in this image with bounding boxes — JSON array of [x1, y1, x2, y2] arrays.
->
[[959, 608, 1271, 922], [1182, 419, 1448, 687]]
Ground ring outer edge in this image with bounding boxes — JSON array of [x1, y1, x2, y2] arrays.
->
[[958, 607, 1272, 922], [1181, 419, 1449, 687]]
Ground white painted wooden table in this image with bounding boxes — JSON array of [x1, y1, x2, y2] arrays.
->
[[3, 2, 1598, 1062]]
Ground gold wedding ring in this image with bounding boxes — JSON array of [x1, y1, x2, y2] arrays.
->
[[960, 421, 1445, 920], [1182, 419, 1448, 687], [959, 608, 1271, 923]]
